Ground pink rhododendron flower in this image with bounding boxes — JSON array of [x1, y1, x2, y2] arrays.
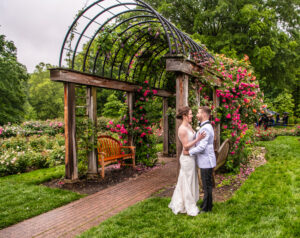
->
[[140, 132, 146, 138]]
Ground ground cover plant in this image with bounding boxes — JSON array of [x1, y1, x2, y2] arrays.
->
[[79, 136, 300, 238], [0, 166, 84, 229]]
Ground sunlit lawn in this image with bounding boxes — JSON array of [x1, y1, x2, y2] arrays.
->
[[0, 166, 84, 229], [79, 136, 300, 238]]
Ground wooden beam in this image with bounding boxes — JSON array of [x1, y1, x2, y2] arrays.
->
[[64, 83, 78, 181], [175, 73, 189, 177], [163, 97, 169, 155], [87, 86, 98, 179], [166, 58, 222, 86], [50, 68, 173, 98]]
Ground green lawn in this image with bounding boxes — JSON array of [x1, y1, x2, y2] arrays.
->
[[156, 143, 163, 152], [79, 136, 300, 238], [0, 166, 84, 229]]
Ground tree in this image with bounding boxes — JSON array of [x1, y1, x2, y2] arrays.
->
[[0, 34, 28, 125], [102, 93, 126, 118], [27, 63, 64, 120], [265, 90, 295, 116], [143, 0, 300, 116]]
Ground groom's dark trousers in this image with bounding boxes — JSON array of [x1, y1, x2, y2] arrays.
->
[[200, 168, 213, 212]]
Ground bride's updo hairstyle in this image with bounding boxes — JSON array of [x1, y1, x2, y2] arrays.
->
[[176, 106, 191, 120]]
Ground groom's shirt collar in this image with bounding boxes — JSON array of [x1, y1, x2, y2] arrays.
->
[[200, 120, 209, 127]]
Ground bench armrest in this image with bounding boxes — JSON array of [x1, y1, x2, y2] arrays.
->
[[98, 151, 106, 158], [120, 146, 135, 154]]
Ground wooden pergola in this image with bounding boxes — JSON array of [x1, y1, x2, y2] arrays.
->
[[50, 0, 222, 181]]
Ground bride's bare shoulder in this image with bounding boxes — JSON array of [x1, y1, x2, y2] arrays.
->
[[178, 125, 188, 135]]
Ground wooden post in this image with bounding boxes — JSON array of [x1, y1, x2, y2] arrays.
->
[[64, 83, 78, 181], [163, 97, 169, 155], [87, 86, 98, 179], [126, 92, 134, 146], [213, 87, 220, 151], [176, 73, 189, 177]]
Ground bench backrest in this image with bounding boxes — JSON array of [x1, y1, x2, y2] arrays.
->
[[215, 138, 230, 171], [97, 135, 121, 157]]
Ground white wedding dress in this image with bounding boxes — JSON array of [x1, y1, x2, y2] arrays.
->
[[168, 129, 199, 216]]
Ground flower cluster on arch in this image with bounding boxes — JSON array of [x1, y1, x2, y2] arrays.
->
[[200, 54, 264, 155], [106, 80, 158, 145]]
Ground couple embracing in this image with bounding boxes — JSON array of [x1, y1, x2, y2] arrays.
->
[[168, 106, 215, 216]]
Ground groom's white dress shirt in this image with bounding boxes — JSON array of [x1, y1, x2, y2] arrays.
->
[[189, 120, 216, 169]]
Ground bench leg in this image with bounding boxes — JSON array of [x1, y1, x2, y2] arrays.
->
[[132, 155, 135, 168], [101, 157, 105, 178]]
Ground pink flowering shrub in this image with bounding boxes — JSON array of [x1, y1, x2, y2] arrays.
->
[[196, 54, 264, 171], [107, 81, 160, 167], [0, 120, 64, 138]]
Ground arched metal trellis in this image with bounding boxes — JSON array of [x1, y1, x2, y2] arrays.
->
[[59, 0, 214, 91], [50, 0, 221, 181]]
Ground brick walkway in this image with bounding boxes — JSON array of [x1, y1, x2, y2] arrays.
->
[[0, 157, 177, 238]]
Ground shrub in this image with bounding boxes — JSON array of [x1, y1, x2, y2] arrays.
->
[[0, 134, 65, 177], [0, 120, 64, 138]]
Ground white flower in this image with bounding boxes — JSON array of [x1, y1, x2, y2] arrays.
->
[[196, 126, 200, 131]]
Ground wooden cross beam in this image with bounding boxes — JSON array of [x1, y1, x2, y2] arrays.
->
[[50, 68, 173, 98], [165, 57, 222, 86]]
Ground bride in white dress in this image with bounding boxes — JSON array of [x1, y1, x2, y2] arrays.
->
[[168, 106, 206, 216]]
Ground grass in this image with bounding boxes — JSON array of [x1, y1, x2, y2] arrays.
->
[[156, 143, 163, 152], [79, 136, 300, 238], [0, 165, 84, 229]]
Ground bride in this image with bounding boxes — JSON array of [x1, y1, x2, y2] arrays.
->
[[168, 106, 206, 216]]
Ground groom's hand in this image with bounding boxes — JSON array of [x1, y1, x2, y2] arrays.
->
[[197, 131, 206, 141], [183, 150, 190, 155]]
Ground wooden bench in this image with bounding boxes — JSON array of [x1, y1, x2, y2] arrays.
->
[[97, 135, 135, 178], [215, 138, 230, 171]]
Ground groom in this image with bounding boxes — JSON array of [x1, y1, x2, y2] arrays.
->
[[187, 106, 216, 213]]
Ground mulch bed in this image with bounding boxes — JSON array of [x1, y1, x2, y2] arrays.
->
[[43, 164, 160, 195]]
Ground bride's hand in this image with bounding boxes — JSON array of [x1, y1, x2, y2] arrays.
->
[[197, 131, 206, 141]]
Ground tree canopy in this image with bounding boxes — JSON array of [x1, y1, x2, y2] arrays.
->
[[0, 34, 28, 125], [143, 0, 300, 115], [27, 63, 64, 120]]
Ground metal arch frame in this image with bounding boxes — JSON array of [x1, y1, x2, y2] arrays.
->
[[94, 19, 160, 75], [59, 0, 214, 90], [132, 42, 168, 82]]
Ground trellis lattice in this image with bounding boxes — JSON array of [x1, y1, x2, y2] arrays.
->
[[59, 0, 214, 91]]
